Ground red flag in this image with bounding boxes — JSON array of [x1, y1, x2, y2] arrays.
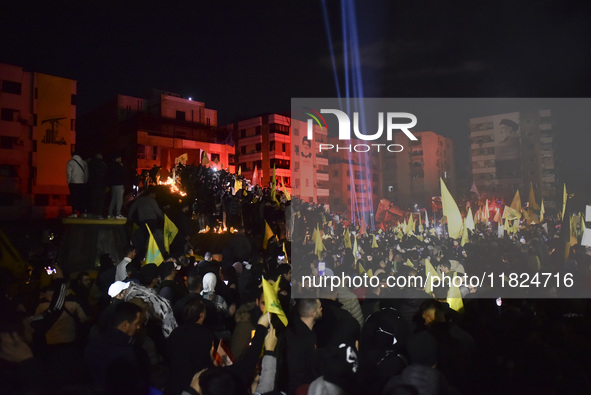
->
[[213, 340, 234, 367]]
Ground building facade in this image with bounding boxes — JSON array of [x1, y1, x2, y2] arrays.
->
[[0, 63, 77, 219], [78, 89, 234, 186], [233, 114, 330, 206], [469, 110, 557, 206], [382, 130, 455, 210], [326, 140, 382, 219]]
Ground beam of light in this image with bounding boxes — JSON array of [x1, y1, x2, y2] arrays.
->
[[321, 0, 342, 102], [322, 0, 378, 228]]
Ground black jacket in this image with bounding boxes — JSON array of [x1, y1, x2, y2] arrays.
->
[[84, 327, 148, 394]]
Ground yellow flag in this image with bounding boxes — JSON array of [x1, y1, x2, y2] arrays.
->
[[344, 228, 352, 249], [503, 206, 520, 220], [529, 182, 540, 211], [270, 165, 280, 207], [234, 179, 243, 192], [263, 221, 275, 249], [440, 178, 462, 239], [562, 184, 567, 220], [512, 219, 520, 235], [404, 259, 414, 268], [357, 259, 366, 274], [371, 234, 378, 249], [540, 199, 545, 222], [367, 269, 373, 277], [0, 230, 28, 278], [238, 165, 241, 176], [282, 242, 289, 263], [406, 213, 415, 235], [164, 214, 178, 253], [447, 273, 464, 313], [353, 235, 358, 265], [281, 183, 291, 201], [314, 224, 325, 260], [419, 211, 424, 233], [146, 224, 164, 265], [424, 257, 440, 295], [484, 199, 489, 221], [201, 150, 210, 165], [466, 207, 475, 231], [570, 215, 578, 246], [461, 217, 469, 247], [262, 277, 288, 326], [493, 207, 502, 223], [510, 190, 522, 218]]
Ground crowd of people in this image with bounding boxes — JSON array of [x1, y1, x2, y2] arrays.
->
[[2, 166, 591, 395]]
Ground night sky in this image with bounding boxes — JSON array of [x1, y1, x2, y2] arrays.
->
[[2, 1, 591, 203]]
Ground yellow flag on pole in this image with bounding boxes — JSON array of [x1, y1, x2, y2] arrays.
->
[[282, 242, 289, 263], [371, 234, 378, 249], [419, 211, 424, 233], [570, 215, 578, 245], [344, 228, 352, 249], [540, 199, 545, 222], [281, 182, 291, 201], [201, 150, 210, 165], [357, 259, 366, 275], [313, 224, 325, 260], [262, 277, 288, 326], [440, 178, 462, 239], [353, 235, 358, 265], [466, 207, 475, 231], [263, 220, 275, 249], [447, 273, 464, 313], [424, 257, 440, 295], [562, 184, 567, 220], [146, 224, 164, 265], [163, 214, 178, 253], [510, 190, 522, 218], [271, 165, 280, 207], [461, 217, 469, 247], [406, 213, 415, 235]]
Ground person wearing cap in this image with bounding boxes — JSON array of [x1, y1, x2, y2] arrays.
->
[[109, 281, 131, 300], [93, 281, 131, 335], [123, 264, 178, 338]]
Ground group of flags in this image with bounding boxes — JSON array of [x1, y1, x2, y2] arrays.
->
[[145, 214, 179, 265], [441, 178, 560, 242]]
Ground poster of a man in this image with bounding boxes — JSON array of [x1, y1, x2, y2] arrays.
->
[[300, 137, 312, 159], [495, 116, 521, 179]]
